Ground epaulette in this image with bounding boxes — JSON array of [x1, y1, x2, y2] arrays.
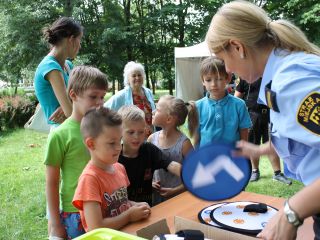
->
[[264, 81, 279, 112]]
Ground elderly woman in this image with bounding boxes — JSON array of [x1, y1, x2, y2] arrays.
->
[[104, 61, 155, 136]]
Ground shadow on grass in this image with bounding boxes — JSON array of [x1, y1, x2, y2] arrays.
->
[[0, 128, 17, 139]]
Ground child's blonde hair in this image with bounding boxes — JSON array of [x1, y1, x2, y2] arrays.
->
[[67, 65, 108, 98], [118, 105, 145, 123], [159, 95, 198, 138], [159, 95, 188, 127], [81, 107, 122, 139], [200, 56, 228, 80], [186, 102, 198, 138]]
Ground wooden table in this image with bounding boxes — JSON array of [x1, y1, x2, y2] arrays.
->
[[121, 191, 314, 239]]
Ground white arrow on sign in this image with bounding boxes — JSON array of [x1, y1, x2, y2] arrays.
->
[[191, 155, 245, 188]]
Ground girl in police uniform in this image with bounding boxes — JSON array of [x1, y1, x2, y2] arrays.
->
[[205, 1, 320, 240]]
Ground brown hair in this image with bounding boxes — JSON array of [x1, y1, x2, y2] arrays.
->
[[67, 65, 108, 98], [200, 56, 228, 80], [43, 17, 83, 45], [81, 107, 122, 139], [186, 101, 199, 138], [206, 1, 320, 55]]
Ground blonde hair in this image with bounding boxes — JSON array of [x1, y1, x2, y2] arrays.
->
[[160, 95, 188, 127], [118, 105, 145, 123], [67, 66, 108, 97], [159, 95, 198, 137], [200, 56, 228, 80], [123, 61, 146, 87], [206, 0, 320, 55]]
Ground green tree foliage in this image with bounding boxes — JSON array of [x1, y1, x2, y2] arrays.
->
[[73, 1, 128, 93], [0, 0, 319, 94], [0, 0, 64, 88], [264, 0, 320, 46]]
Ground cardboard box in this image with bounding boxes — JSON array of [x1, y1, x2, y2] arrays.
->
[[136, 216, 257, 240], [136, 218, 170, 239]]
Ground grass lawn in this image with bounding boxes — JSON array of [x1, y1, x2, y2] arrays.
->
[[0, 128, 303, 239], [0, 129, 47, 239]]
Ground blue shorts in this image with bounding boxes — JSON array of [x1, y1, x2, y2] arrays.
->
[[61, 212, 85, 239], [46, 208, 85, 239]]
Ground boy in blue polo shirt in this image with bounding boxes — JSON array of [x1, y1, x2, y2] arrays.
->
[[189, 56, 251, 147]]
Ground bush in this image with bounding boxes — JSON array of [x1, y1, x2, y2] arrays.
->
[[0, 88, 12, 97], [0, 95, 37, 131]]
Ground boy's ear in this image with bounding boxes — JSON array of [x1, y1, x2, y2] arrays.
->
[[69, 89, 77, 102], [85, 137, 95, 150]]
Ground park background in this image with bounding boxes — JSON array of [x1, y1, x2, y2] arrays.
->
[[0, 0, 319, 239]]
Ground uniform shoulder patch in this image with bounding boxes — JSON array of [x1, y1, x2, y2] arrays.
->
[[297, 92, 320, 135]]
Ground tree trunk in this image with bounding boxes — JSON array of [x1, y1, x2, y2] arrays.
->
[[64, 0, 73, 17], [136, 0, 151, 90], [112, 78, 115, 95], [123, 0, 133, 60], [178, 0, 186, 47]]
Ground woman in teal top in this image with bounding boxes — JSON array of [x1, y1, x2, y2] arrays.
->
[[34, 17, 83, 126]]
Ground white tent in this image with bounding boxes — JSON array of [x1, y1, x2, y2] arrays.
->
[[175, 41, 211, 101]]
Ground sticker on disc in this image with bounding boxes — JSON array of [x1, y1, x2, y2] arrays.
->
[[210, 201, 278, 235], [198, 203, 226, 227]]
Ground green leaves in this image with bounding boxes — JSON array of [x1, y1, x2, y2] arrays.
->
[[0, 0, 319, 92]]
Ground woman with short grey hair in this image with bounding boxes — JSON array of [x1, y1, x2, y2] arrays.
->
[[104, 61, 155, 137]]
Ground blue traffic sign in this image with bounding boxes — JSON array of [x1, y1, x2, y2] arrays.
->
[[182, 143, 251, 201]]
